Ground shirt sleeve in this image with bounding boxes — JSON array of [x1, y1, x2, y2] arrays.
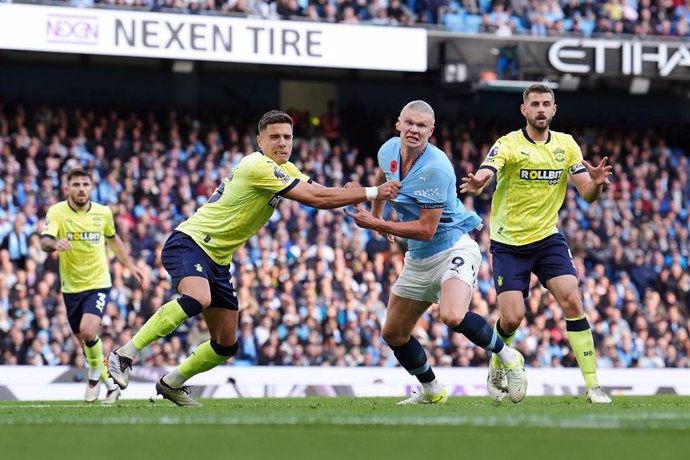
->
[[251, 160, 299, 195], [413, 167, 451, 209], [104, 207, 116, 238], [41, 206, 59, 239], [567, 135, 587, 176], [479, 136, 510, 174]]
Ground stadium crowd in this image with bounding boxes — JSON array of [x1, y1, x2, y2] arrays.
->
[[32, 0, 690, 38], [0, 102, 689, 374]]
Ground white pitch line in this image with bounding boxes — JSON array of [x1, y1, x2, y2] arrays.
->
[[0, 413, 689, 430]]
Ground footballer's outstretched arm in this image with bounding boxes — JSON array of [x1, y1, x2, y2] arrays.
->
[[570, 156, 612, 203], [283, 179, 401, 209]]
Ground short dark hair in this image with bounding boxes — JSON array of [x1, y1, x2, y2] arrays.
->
[[258, 110, 293, 133], [523, 83, 555, 104], [66, 168, 91, 183]]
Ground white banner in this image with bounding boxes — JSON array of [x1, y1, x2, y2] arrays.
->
[[0, 4, 427, 71], [1, 366, 688, 400]]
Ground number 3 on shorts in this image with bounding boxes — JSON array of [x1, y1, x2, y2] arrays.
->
[[95, 292, 106, 313]]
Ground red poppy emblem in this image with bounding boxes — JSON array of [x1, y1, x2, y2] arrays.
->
[[390, 160, 398, 173]]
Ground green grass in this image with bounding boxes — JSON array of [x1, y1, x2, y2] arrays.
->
[[1, 396, 689, 460]]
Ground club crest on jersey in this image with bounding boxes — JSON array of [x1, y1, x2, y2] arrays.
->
[[390, 160, 398, 173], [552, 148, 565, 162], [519, 169, 563, 185], [66, 232, 101, 243]]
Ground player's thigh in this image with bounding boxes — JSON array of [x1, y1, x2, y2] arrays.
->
[[490, 241, 532, 298], [532, 234, 577, 287], [178, 276, 212, 308], [439, 278, 473, 327], [162, 231, 213, 306], [545, 274, 583, 317], [203, 307, 238, 346], [496, 290, 526, 329], [78, 313, 103, 341], [438, 235, 482, 325], [382, 293, 431, 346]]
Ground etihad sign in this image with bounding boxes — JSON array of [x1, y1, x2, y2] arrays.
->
[[548, 38, 690, 78]]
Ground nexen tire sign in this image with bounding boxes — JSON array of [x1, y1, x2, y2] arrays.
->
[[548, 38, 690, 78], [0, 3, 427, 72]]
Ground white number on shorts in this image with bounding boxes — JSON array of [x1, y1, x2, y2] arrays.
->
[[95, 292, 106, 313]]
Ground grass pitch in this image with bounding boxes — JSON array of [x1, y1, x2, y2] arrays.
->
[[1, 396, 688, 460]]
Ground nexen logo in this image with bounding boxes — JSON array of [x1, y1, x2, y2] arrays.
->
[[66, 232, 101, 243], [520, 169, 563, 184]]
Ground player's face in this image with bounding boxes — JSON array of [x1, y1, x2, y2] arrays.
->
[[67, 176, 93, 208], [397, 109, 434, 151], [257, 123, 293, 165], [521, 93, 557, 131]]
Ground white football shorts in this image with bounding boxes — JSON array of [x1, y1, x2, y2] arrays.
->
[[392, 233, 481, 304]]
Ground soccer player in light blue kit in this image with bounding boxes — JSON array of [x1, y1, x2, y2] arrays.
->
[[345, 100, 527, 404]]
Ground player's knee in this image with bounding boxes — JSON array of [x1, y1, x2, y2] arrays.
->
[[78, 330, 98, 343], [382, 328, 406, 347], [560, 291, 584, 316], [440, 310, 464, 329], [500, 313, 522, 333]]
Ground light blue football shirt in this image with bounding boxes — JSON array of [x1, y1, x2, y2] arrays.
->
[[378, 137, 482, 260]]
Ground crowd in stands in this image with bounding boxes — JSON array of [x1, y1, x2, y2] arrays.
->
[[20, 0, 688, 37], [0, 101, 689, 374]]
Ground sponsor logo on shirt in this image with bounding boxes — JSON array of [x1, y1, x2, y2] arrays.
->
[[66, 232, 101, 243], [519, 169, 563, 185], [413, 188, 440, 198]]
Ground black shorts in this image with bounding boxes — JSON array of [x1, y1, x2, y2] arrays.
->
[[161, 231, 238, 310], [490, 233, 577, 298], [62, 288, 110, 334]]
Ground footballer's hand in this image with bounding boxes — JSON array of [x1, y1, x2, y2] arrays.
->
[[582, 156, 612, 185], [129, 264, 146, 285], [344, 207, 382, 231], [55, 238, 72, 252], [376, 181, 402, 200], [460, 172, 490, 196]]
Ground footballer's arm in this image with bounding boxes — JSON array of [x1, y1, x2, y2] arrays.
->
[[345, 207, 442, 241], [106, 234, 145, 284], [570, 157, 612, 203], [283, 179, 400, 209]]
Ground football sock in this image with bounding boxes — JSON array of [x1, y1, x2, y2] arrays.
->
[[166, 340, 239, 387], [566, 315, 599, 389], [491, 319, 517, 367], [120, 297, 202, 359], [452, 311, 506, 353], [83, 337, 108, 382], [389, 337, 436, 384]]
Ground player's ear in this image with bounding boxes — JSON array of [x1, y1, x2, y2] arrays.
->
[[256, 134, 262, 150], [520, 104, 527, 116], [395, 119, 401, 131]]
